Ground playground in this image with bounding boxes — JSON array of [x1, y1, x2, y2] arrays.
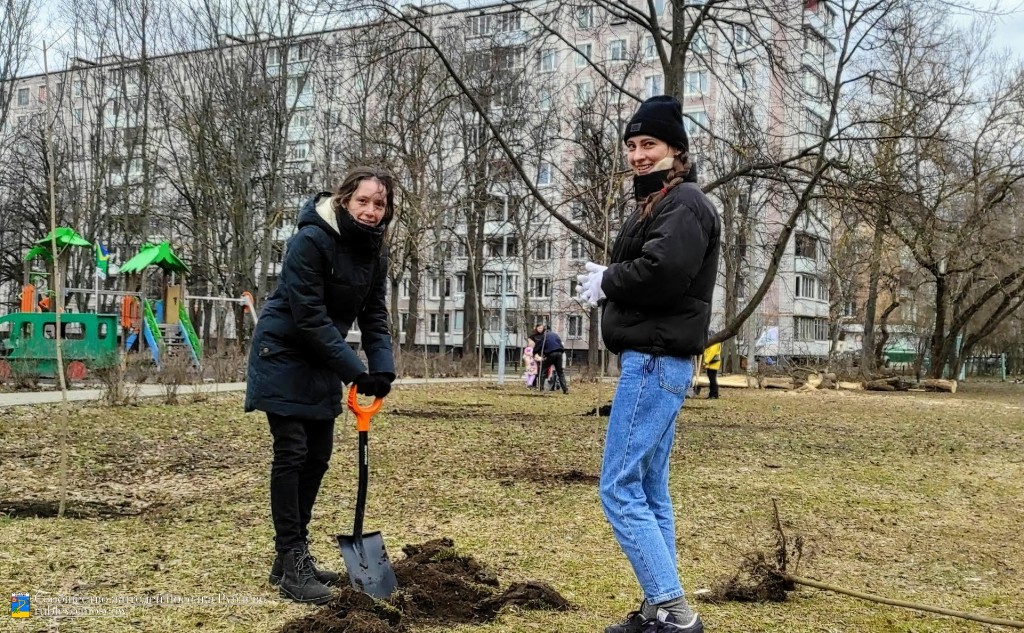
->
[[0, 226, 256, 385], [1, 381, 1022, 632]]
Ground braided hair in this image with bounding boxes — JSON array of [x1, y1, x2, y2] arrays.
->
[[638, 152, 693, 219]]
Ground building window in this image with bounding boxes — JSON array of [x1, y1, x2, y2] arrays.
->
[[486, 237, 517, 257], [429, 313, 450, 334], [484, 273, 516, 295], [794, 316, 829, 341], [691, 32, 709, 53], [684, 71, 708, 95], [684, 111, 709, 137], [568, 315, 584, 339], [400, 279, 410, 298], [538, 88, 553, 110], [644, 74, 663, 98], [733, 25, 751, 48], [803, 27, 827, 58], [842, 299, 856, 317], [455, 273, 466, 294], [430, 276, 451, 298], [576, 43, 592, 67], [795, 274, 824, 300], [529, 277, 551, 298], [644, 35, 657, 59], [292, 111, 312, 129], [802, 68, 825, 98], [802, 108, 827, 137], [570, 238, 585, 260], [17, 88, 29, 106], [287, 142, 309, 161], [735, 65, 752, 90], [288, 44, 309, 63], [539, 49, 558, 73], [576, 5, 594, 28], [608, 39, 627, 61], [453, 310, 465, 332], [575, 81, 593, 105], [533, 241, 552, 260], [795, 233, 817, 259], [537, 161, 553, 186]]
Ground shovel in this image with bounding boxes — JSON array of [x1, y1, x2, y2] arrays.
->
[[336, 385, 398, 599]]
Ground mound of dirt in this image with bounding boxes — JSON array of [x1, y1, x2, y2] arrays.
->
[[278, 538, 570, 633], [581, 403, 613, 416]]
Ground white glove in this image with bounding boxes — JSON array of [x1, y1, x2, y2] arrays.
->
[[576, 262, 607, 307]]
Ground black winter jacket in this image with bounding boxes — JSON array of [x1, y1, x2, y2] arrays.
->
[[529, 330, 565, 356], [245, 193, 395, 420], [600, 177, 720, 358]]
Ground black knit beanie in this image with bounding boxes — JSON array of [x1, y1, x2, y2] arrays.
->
[[622, 95, 689, 152]]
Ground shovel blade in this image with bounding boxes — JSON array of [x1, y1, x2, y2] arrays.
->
[[337, 531, 398, 599]]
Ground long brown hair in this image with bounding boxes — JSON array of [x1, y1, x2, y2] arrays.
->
[[638, 152, 692, 219], [331, 166, 396, 226]]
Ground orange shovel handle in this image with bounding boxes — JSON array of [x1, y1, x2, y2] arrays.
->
[[347, 385, 384, 432]]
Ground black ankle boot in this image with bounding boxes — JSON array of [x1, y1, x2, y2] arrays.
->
[[605, 601, 650, 633], [269, 546, 342, 587], [276, 548, 333, 605]]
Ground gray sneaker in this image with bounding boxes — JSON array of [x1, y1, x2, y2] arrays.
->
[[643, 609, 705, 632]]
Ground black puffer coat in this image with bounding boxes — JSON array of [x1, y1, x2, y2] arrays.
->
[[245, 192, 395, 420], [600, 178, 721, 358]]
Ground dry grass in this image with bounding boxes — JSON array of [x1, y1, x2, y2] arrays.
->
[[1, 381, 1022, 632]]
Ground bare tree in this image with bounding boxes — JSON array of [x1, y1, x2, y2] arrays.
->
[[838, 6, 1024, 378]]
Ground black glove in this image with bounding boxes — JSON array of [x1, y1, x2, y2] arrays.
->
[[353, 372, 392, 398]]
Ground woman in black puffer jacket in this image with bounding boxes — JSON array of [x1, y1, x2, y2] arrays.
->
[[577, 96, 720, 633], [245, 167, 397, 605]]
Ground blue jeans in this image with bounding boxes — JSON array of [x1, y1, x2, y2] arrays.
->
[[600, 350, 693, 604]]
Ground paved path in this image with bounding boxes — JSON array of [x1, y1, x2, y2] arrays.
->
[[0, 376, 530, 408]]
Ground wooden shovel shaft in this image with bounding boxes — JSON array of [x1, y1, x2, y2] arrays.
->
[[786, 574, 1024, 629]]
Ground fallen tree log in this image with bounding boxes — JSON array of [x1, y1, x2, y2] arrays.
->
[[837, 381, 863, 390], [761, 377, 795, 390], [922, 378, 957, 393], [694, 374, 758, 389]]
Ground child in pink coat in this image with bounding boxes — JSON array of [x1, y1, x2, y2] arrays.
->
[[523, 345, 538, 387]]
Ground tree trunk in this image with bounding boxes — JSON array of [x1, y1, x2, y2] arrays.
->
[[861, 219, 885, 375], [405, 254, 421, 355], [928, 273, 949, 378]]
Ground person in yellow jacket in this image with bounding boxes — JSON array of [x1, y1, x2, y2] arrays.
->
[[702, 342, 722, 399]]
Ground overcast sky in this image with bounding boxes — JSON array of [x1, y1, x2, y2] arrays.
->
[[20, 0, 1024, 75]]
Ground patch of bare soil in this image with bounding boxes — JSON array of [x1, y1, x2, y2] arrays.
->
[[0, 499, 142, 519], [495, 467, 600, 486], [278, 539, 570, 633]]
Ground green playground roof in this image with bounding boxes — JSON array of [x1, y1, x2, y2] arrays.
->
[[119, 241, 190, 275]]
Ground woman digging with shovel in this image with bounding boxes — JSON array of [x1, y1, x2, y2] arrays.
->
[[246, 167, 397, 605], [577, 96, 721, 632]]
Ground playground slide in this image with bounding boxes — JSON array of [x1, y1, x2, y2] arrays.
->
[[142, 321, 160, 367], [142, 300, 164, 367], [178, 304, 202, 366]]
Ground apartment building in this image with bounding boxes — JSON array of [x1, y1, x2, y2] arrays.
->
[[0, 0, 839, 363]]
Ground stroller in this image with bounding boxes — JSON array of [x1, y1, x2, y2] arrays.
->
[[541, 356, 568, 392]]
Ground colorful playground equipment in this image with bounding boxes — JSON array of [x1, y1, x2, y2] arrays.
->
[[0, 227, 257, 382]]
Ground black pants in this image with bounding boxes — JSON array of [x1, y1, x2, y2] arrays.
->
[[538, 351, 568, 393], [707, 368, 719, 398], [268, 413, 334, 553]]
